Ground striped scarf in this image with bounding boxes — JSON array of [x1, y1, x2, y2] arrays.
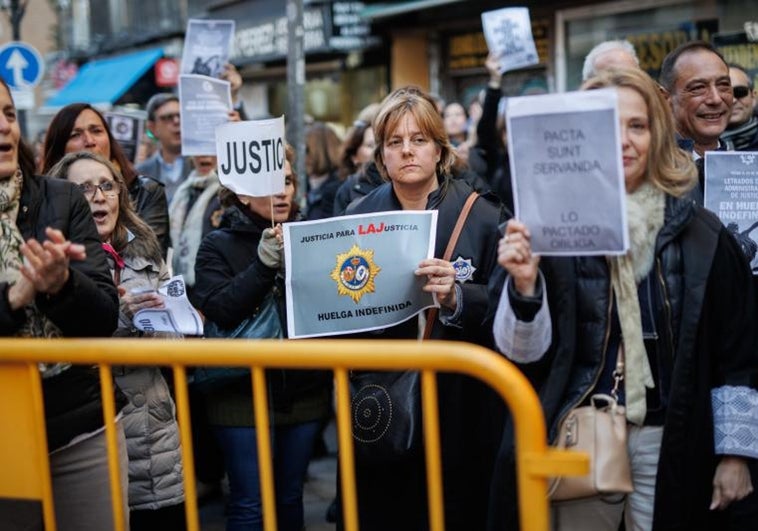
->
[[721, 116, 758, 152], [0, 170, 63, 374]]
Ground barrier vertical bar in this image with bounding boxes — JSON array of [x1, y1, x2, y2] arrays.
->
[[172, 365, 200, 531], [28, 363, 57, 531], [334, 369, 359, 531], [421, 370, 445, 531], [98, 364, 125, 531], [252, 367, 278, 531]]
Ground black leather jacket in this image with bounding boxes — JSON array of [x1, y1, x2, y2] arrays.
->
[[129, 174, 170, 259]]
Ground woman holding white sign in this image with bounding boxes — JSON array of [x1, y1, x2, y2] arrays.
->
[[193, 144, 331, 531], [49, 151, 186, 530], [488, 68, 757, 531], [343, 86, 506, 531]]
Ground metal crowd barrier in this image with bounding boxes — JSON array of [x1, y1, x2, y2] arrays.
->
[[0, 339, 588, 531]]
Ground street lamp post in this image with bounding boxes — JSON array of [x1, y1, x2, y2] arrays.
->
[[286, 0, 306, 208]]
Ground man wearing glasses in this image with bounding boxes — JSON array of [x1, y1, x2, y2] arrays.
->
[[137, 93, 193, 203], [722, 64, 758, 152]]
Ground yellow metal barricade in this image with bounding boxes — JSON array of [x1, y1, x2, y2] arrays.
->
[[0, 339, 588, 531]]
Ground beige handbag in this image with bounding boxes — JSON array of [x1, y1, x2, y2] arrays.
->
[[548, 349, 634, 501]]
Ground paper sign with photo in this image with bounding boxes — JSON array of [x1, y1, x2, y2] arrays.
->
[[105, 110, 146, 165], [179, 74, 231, 156], [507, 88, 628, 256], [215, 116, 286, 197], [133, 276, 204, 336], [481, 7, 539, 73], [704, 151, 758, 274], [181, 19, 236, 78], [284, 211, 438, 339]]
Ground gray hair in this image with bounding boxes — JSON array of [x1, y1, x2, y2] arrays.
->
[[582, 40, 639, 81]]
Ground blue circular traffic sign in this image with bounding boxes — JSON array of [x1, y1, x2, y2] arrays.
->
[[0, 42, 44, 90]]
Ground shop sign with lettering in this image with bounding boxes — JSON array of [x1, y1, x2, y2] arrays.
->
[[233, 5, 330, 63]]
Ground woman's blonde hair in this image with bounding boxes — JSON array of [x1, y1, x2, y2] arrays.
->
[[582, 68, 696, 197], [48, 151, 163, 263], [373, 86, 457, 181]]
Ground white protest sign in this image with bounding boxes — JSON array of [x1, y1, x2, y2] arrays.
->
[[283, 211, 437, 339], [481, 7, 539, 73], [133, 276, 204, 336], [507, 88, 628, 255], [181, 19, 236, 78], [179, 74, 231, 156], [215, 116, 286, 197], [704, 151, 758, 274]]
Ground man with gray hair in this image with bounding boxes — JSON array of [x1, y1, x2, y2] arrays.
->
[[582, 40, 639, 80]]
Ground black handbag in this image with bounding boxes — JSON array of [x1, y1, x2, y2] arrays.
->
[[350, 370, 422, 462], [192, 291, 283, 392], [348, 192, 479, 463]]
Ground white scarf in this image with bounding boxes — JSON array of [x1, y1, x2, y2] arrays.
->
[[610, 181, 665, 425], [169, 171, 220, 287]]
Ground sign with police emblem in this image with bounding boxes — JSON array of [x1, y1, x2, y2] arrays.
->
[[284, 211, 437, 338]]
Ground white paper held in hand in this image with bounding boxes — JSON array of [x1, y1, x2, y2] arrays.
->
[[133, 275, 204, 336]]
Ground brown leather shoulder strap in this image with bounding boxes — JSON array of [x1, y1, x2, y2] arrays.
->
[[424, 191, 479, 339]]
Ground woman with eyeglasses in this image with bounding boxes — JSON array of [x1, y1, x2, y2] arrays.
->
[[49, 151, 186, 531], [0, 79, 125, 530], [40, 103, 170, 258]]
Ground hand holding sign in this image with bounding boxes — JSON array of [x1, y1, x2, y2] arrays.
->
[[507, 88, 628, 256], [497, 220, 539, 296], [215, 116, 286, 197]]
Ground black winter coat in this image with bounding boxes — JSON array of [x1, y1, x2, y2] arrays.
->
[[306, 172, 341, 221], [486, 195, 758, 531], [345, 176, 507, 531], [0, 174, 120, 452], [129, 174, 170, 259], [192, 206, 330, 424], [332, 162, 384, 216]]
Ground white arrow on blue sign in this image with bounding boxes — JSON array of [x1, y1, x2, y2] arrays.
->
[[0, 42, 44, 90]]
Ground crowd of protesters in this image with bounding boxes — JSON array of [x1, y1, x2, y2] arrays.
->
[[1, 37, 757, 531]]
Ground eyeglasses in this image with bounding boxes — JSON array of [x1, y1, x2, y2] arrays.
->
[[78, 181, 119, 200], [733, 85, 753, 99], [156, 112, 180, 123]]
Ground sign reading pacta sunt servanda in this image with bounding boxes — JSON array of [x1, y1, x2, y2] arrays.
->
[[507, 88, 628, 256], [215, 116, 286, 197]]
